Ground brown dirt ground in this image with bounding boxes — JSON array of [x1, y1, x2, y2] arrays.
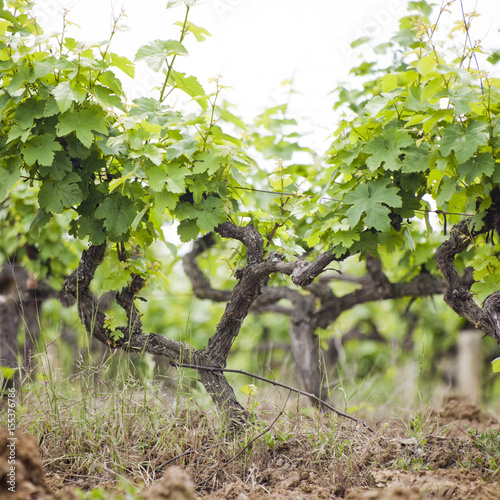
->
[[0, 426, 52, 499], [430, 396, 500, 437], [2, 397, 500, 499]]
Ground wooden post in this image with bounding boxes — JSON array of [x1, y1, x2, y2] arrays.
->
[[398, 359, 417, 409], [457, 329, 482, 404]]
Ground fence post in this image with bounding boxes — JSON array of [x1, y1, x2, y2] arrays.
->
[[457, 329, 481, 404]]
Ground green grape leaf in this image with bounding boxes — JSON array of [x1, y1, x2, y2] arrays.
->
[[329, 220, 361, 248], [350, 36, 370, 49], [110, 53, 135, 78], [435, 175, 457, 205], [52, 81, 87, 113], [186, 175, 209, 203], [168, 70, 207, 109], [217, 108, 246, 130], [7, 124, 32, 143], [165, 162, 189, 193], [196, 196, 226, 231], [408, 1, 432, 15], [97, 71, 124, 95], [95, 195, 137, 236], [192, 151, 224, 175], [470, 272, 500, 303], [130, 144, 163, 166], [0, 156, 21, 200], [39, 150, 72, 180], [168, 70, 205, 97], [421, 77, 444, 101], [343, 178, 402, 231], [144, 162, 168, 191], [34, 59, 55, 79], [404, 86, 428, 112], [411, 54, 437, 77], [5, 65, 36, 94], [348, 230, 379, 257], [448, 85, 477, 115], [167, 0, 185, 7], [175, 21, 211, 42], [129, 97, 166, 118], [22, 134, 62, 167], [94, 85, 124, 110], [135, 40, 188, 71], [149, 191, 178, 228], [58, 108, 108, 148], [471, 274, 500, 304], [440, 121, 488, 163], [165, 138, 198, 160], [71, 216, 106, 244], [131, 204, 149, 231], [402, 146, 431, 173], [240, 384, 257, 396], [458, 153, 494, 184], [422, 108, 453, 133], [43, 96, 60, 117], [0, 366, 15, 380], [14, 97, 45, 129], [29, 209, 52, 239], [177, 218, 199, 242], [99, 258, 130, 291], [363, 128, 414, 171], [384, 73, 401, 93], [38, 172, 83, 213], [364, 94, 391, 116], [492, 357, 500, 373], [0, 6, 19, 28], [157, 191, 179, 211]]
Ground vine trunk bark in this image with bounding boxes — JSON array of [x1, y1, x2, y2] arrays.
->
[[289, 294, 328, 403], [62, 243, 248, 426]]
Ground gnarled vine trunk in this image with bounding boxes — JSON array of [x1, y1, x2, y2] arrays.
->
[[436, 218, 500, 346], [62, 222, 350, 426]]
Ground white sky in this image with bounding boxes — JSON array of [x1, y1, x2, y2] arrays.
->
[[32, 0, 500, 153]]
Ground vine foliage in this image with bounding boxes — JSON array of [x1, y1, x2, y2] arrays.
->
[[1, 0, 500, 419]]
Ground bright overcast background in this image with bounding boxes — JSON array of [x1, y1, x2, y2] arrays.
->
[[32, 0, 500, 153]]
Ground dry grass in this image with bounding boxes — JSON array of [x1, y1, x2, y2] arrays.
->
[[2, 363, 379, 495], [2, 354, 500, 499]]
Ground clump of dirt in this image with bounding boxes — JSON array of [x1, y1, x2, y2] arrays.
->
[[0, 426, 52, 499], [433, 396, 500, 437], [345, 486, 424, 499], [366, 469, 500, 500], [187, 438, 359, 499], [363, 433, 483, 472], [201, 477, 336, 500], [143, 467, 195, 500], [199, 464, 343, 499]]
